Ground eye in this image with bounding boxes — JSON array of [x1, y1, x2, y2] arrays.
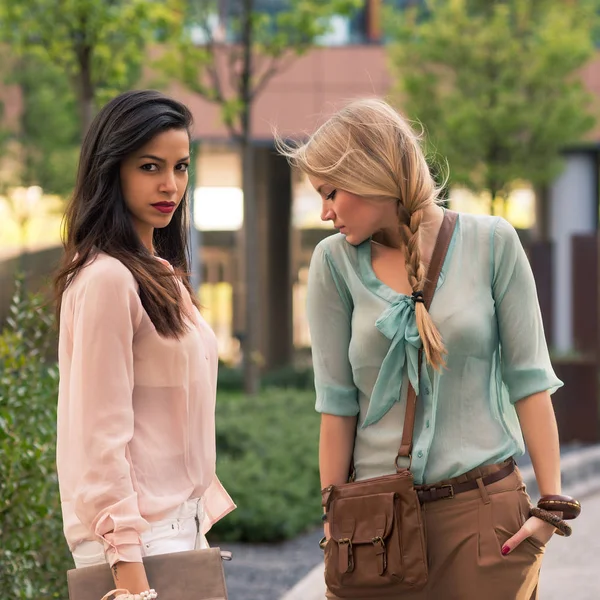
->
[[325, 189, 337, 201], [176, 163, 190, 172], [140, 163, 158, 172]]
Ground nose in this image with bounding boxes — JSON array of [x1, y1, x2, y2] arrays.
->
[[321, 201, 335, 222], [159, 171, 178, 195]]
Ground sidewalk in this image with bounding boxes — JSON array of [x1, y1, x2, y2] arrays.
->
[[538, 489, 600, 599], [280, 445, 600, 600]]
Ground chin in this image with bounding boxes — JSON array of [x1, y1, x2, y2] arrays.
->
[[150, 215, 175, 229], [342, 232, 368, 246]]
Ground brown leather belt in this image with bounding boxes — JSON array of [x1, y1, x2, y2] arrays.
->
[[416, 460, 515, 504]]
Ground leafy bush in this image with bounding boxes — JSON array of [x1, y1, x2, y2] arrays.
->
[[218, 362, 315, 392], [210, 389, 321, 543], [0, 279, 71, 599], [262, 364, 315, 391], [216, 362, 245, 391]]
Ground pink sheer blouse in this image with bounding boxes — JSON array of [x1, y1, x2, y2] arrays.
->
[[57, 252, 235, 566]]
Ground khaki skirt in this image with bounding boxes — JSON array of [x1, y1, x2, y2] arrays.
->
[[326, 462, 545, 600]]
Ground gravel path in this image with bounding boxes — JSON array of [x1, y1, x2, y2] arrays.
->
[[221, 528, 323, 600]]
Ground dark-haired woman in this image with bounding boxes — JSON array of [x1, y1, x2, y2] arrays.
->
[[55, 90, 235, 598]]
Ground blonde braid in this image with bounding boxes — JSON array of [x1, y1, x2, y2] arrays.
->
[[398, 205, 446, 370]]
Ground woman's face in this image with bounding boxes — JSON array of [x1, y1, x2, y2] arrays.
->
[[309, 175, 397, 246], [120, 128, 190, 250]]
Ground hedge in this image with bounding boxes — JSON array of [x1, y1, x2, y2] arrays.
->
[[210, 389, 320, 543]]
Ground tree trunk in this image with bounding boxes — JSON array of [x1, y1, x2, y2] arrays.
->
[[502, 194, 510, 219], [489, 186, 497, 216], [533, 184, 550, 242], [241, 139, 260, 394], [77, 44, 95, 139], [240, 0, 260, 395]]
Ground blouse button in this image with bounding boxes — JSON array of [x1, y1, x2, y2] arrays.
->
[[425, 420, 430, 429], [417, 450, 424, 458], [424, 387, 431, 395]]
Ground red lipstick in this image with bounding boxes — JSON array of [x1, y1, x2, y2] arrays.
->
[[151, 202, 176, 214]]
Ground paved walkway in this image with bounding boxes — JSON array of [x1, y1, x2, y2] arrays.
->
[[221, 528, 323, 600], [538, 489, 600, 599]]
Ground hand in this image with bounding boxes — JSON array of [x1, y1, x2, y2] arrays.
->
[[502, 516, 555, 555]]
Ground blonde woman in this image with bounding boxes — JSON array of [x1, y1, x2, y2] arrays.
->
[[278, 99, 581, 599]]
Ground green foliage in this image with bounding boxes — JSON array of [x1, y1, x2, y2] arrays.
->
[[0, 280, 71, 599], [217, 362, 315, 391], [0, 0, 172, 135], [210, 388, 321, 542], [387, 0, 599, 206], [7, 55, 80, 197]]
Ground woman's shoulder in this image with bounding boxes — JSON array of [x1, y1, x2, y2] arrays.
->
[[315, 231, 348, 252], [453, 211, 518, 247], [68, 251, 138, 294], [454, 210, 502, 232], [314, 232, 360, 265]]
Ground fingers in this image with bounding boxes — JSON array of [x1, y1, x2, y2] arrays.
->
[[502, 517, 555, 555], [502, 528, 529, 555]]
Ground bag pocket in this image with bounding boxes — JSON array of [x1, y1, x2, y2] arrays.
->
[[325, 492, 403, 596]]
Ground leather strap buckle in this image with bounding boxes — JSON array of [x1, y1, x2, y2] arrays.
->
[[395, 453, 412, 472], [371, 536, 387, 575], [338, 538, 354, 573], [440, 484, 455, 499]]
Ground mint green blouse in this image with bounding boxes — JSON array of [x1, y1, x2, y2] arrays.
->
[[307, 212, 563, 485]]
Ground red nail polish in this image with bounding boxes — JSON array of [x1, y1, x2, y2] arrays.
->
[[502, 545, 510, 556]]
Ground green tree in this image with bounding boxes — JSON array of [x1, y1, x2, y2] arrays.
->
[[10, 55, 80, 197], [387, 0, 598, 220], [0, 0, 171, 138], [162, 0, 361, 393]]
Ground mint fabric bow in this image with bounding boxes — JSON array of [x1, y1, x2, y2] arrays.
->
[[361, 296, 423, 428]]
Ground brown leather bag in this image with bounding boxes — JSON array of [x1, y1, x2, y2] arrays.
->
[[67, 548, 230, 600], [321, 210, 458, 598]]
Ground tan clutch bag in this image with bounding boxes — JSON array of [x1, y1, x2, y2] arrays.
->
[[67, 548, 230, 600]]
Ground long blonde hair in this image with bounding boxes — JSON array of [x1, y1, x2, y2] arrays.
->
[[277, 98, 446, 370]]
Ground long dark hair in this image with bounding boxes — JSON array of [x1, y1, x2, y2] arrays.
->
[[54, 90, 198, 337]]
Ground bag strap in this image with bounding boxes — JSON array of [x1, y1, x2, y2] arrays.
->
[[396, 209, 458, 465]]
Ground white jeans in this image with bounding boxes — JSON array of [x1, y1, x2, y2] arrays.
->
[[72, 498, 209, 568]]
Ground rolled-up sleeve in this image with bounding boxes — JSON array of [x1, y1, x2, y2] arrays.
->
[[68, 264, 149, 565], [492, 218, 563, 403], [307, 243, 359, 416]]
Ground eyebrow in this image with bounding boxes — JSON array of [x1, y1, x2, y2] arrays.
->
[[138, 154, 190, 163]]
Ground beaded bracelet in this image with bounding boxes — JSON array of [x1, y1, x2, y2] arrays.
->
[[530, 507, 572, 537], [101, 589, 158, 600]]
